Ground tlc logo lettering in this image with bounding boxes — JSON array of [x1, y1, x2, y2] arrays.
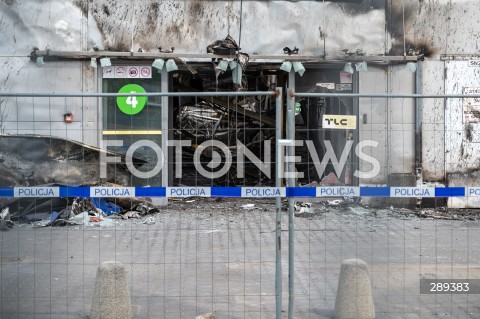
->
[[324, 118, 348, 126], [322, 115, 356, 129]]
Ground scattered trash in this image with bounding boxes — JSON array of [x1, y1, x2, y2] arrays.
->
[[138, 217, 156, 225], [8, 195, 69, 222], [0, 207, 13, 231], [0, 207, 10, 220], [122, 211, 141, 220], [68, 212, 90, 225], [93, 218, 115, 228], [91, 198, 121, 216], [70, 198, 97, 218], [1, 180, 161, 228], [327, 200, 342, 206], [294, 202, 313, 214], [32, 220, 51, 228], [50, 211, 61, 223], [241, 204, 256, 210], [132, 202, 159, 215], [349, 206, 371, 215], [30, 210, 64, 227]]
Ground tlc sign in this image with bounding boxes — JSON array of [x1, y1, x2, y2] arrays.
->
[[322, 114, 357, 129]]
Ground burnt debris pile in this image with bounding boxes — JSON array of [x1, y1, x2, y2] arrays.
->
[[2, 182, 159, 230]]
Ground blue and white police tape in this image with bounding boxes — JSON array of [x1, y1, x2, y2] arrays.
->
[[0, 186, 476, 198]]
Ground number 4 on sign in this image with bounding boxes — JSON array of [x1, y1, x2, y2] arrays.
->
[[117, 84, 147, 115], [126, 92, 138, 108]]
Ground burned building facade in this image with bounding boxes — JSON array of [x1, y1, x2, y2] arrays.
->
[[1, 0, 480, 208]]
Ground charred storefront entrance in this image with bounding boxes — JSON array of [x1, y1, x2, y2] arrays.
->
[[295, 68, 358, 186], [168, 62, 360, 187]]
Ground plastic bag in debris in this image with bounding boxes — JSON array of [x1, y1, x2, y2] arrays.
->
[[66, 211, 115, 227], [68, 211, 90, 225]]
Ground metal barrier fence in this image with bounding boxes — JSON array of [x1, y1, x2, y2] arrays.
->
[[2, 90, 480, 318]]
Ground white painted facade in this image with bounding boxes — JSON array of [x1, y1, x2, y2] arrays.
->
[[1, 0, 480, 206]]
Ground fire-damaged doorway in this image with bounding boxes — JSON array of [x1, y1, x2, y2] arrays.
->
[[296, 68, 358, 186], [170, 64, 280, 186], [169, 63, 359, 187]]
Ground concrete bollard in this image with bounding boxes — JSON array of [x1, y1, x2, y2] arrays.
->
[[333, 258, 375, 319], [90, 261, 132, 319]]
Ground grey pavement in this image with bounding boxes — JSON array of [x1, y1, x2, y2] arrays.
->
[[1, 199, 480, 318]]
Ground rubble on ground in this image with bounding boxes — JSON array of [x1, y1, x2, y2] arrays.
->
[[290, 198, 480, 221], [2, 193, 480, 231], [3, 182, 160, 229], [391, 206, 480, 221]]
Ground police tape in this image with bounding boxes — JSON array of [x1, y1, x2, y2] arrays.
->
[[0, 186, 476, 198]]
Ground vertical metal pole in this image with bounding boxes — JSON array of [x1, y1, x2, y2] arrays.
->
[[352, 71, 360, 188], [160, 68, 169, 206], [275, 87, 283, 319], [415, 62, 423, 178], [287, 70, 296, 319]]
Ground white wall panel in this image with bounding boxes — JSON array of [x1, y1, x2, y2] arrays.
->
[[359, 66, 388, 184]]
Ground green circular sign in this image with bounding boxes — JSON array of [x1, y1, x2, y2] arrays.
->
[[295, 102, 301, 116], [116, 84, 147, 115]]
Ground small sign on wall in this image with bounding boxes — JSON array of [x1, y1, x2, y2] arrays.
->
[[322, 114, 357, 129], [336, 83, 352, 91], [316, 83, 335, 90], [340, 71, 353, 84], [468, 60, 480, 67], [102, 66, 152, 79], [463, 87, 480, 123]]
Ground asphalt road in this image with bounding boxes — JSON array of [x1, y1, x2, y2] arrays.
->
[[1, 199, 480, 318]]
